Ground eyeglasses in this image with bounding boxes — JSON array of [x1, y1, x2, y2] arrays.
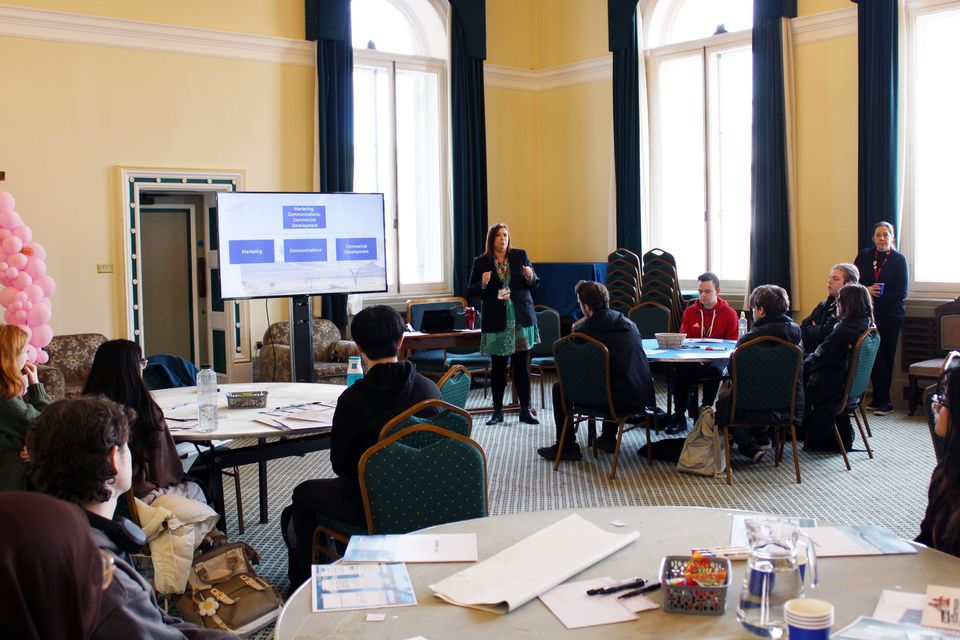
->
[[140, 358, 148, 368], [99, 550, 116, 591]]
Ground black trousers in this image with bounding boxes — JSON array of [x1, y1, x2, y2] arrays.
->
[[490, 350, 531, 409], [672, 361, 727, 418], [286, 477, 365, 587], [871, 314, 904, 407]]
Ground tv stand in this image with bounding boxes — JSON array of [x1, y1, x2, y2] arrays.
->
[[289, 295, 315, 382]]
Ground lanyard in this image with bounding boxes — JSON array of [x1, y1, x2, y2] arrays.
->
[[873, 250, 890, 282], [699, 308, 717, 338]]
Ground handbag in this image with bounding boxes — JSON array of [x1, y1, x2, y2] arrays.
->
[[175, 541, 283, 635], [677, 406, 726, 478]]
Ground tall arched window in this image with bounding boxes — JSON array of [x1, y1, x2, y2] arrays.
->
[[352, 0, 450, 295], [644, 0, 752, 286]]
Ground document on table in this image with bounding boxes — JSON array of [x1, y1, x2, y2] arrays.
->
[[311, 563, 417, 613], [832, 616, 955, 639], [429, 514, 640, 614], [729, 515, 817, 547], [343, 534, 478, 563], [538, 577, 658, 629], [873, 589, 925, 626], [805, 525, 917, 557]]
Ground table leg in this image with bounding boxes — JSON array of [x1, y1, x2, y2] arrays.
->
[[258, 437, 268, 524]]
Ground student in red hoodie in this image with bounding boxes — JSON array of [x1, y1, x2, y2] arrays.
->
[[666, 272, 739, 434]]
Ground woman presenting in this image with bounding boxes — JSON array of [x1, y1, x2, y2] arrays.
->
[[853, 221, 908, 416], [468, 223, 541, 425]]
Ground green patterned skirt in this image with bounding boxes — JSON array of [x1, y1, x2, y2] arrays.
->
[[480, 300, 540, 356]]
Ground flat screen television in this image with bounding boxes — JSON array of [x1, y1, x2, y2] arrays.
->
[[215, 192, 387, 300]]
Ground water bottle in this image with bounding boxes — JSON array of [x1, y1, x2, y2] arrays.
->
[[196, 365, 218, 433], [738, 311, 748, 340], [346, 355, 363, 387]]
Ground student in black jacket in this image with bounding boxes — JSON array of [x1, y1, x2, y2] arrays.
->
[[719, 285, 804, 462], [853, 221, 908, 415], [537, 281, 654, 461], [467, 223, 541, 425], [285, 306, 440, 586], [917, 367, 960, 558], [801, 283, 874, 452], [800, 263, 860, 355]]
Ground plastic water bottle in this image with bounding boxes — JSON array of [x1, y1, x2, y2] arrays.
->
[[738, 311, 748, 340], [346, 356, 363, 387], [196, 365, 218, 433]]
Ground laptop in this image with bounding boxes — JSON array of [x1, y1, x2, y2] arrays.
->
[[419, 309, 457, 333]]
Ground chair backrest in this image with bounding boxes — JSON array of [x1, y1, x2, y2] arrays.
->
[[642, 247, 677, 268], [406, 297, 468, 331], [838, 328, 881, 413], [729, 336, 802, 423], [360, 425, 487, 534], [379, 399, 472, 448], [437, 365, 472, 409], [553, 333, 614, 417], [143, 354, 199, 390], [531, 306, 561, 357], [628, 302, 671, 339], [943, 351, 960, 374], [45, 333, 109, 384], [262, 318, 342, 360], [608, 248, 641, 273], [606, 267, 639, 289]]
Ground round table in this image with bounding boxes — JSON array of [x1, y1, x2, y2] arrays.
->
[[276, 506, 955, 639]]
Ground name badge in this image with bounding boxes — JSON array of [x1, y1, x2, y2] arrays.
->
[[497, 287, 511, 300]]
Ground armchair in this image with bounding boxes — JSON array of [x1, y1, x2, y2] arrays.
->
[[256, 318, 358, 384], [39, 333, 108, 399]]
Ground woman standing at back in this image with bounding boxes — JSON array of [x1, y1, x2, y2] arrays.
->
[[0, 324, 53, 491], [82, 339, 204, 503]]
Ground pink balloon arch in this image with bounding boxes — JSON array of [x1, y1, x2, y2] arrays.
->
[[0, 191, 55, 364]]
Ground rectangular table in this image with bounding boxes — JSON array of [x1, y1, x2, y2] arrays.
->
[[156, 382, 343, 530], [399, 329, 482, 360]]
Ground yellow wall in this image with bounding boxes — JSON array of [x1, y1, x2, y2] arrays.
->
[[0, 33, 313, 338]]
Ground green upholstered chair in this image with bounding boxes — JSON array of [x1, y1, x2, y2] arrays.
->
[[530, 306, 561, 406], [379, 399, 472, 448], [359, 425, 487, 534], [834, 328, 881, 464], [437, 365, 472, 409], [723, 336, 808, 485], [642, 247, 677, 270], [628, 302, 671, 339], [553, 333, 657, 479], [609, 247, 642, 274]]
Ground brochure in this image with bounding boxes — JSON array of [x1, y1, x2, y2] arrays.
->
[[922, 585, 960, 634], [311, 563, 417, 613], [343, 534, 478, 563]]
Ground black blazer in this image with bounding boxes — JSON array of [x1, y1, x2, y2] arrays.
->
[[466, 248, 540, 333]]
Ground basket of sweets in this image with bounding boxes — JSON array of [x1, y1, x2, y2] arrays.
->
[[225, 390, 268, 409], [659, 553, 731, 615]]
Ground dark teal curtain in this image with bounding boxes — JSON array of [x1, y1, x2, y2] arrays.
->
[[749, 0, 797, 295], [608, 0, 643, 256], [306, 0, 352, 333], [449, 0, 488, 298], [852, 0, 899, 249]]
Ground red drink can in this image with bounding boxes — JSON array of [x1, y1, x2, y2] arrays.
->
[[465, 307, 476, 330]]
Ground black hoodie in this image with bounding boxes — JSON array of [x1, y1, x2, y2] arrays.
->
[[330, 360, 440, 509], [575, 308, 654, 412]]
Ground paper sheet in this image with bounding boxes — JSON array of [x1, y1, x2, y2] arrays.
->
[[805, 525, 917, 557], [538, 578, 654, 629], [873, 590, 925, 626], [311, 563, 417, 612], [429, 514, 640, 614], [343, 534, 478, 563], [832, 616, 954, 639]]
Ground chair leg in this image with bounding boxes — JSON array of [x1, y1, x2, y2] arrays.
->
[[908, 375, 918, 416], [852, 410, 874, 459], [646, 413, 655, 465], [790, 424, 801, 483], [832, 422, 852, 471], [723, 425, 732, 485], [554, 415, 572, 472], [232, 467, 244, 535], [859, 405, 873, 437], [609, 420, 627, 480], [590, 419, 599, 459]]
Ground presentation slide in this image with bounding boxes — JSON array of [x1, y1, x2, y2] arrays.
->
[[216, 192, 387, 299]]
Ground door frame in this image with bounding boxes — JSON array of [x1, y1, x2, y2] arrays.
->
[[119, 168, 251, 381]]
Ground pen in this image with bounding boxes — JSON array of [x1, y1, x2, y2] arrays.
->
[[586, 577, 645, 596], [617, 583, 662, 599]]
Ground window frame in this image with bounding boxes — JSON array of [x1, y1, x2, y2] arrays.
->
[[350, 10, 453, 303], [900, 0, 960, 299]]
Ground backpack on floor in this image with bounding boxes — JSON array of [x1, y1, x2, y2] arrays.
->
[[677, 406, 726, 478]]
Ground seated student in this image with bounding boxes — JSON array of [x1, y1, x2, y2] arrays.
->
[[536, 281, 654, 461], [0, 324, 53, 491], [284, 305, 441, 587], [82, 339, 204, 504], [668, 271, 739, 434], [917, 367, 960, 558], [28, 397, 235, 639], [801, 283, 873, 452], [717, 285, 804, 463], [800, 263, 859, 354], [0, 491, 106, 640]]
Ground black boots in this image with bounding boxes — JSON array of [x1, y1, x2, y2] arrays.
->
[[519, 404, 539, 425]]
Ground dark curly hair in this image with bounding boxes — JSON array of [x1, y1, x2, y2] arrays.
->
[[923, 367, 960, 557], [28, 397, 133, 505]]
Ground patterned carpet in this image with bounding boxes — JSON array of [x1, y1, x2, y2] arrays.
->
[[221, 377, 936, 638]]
